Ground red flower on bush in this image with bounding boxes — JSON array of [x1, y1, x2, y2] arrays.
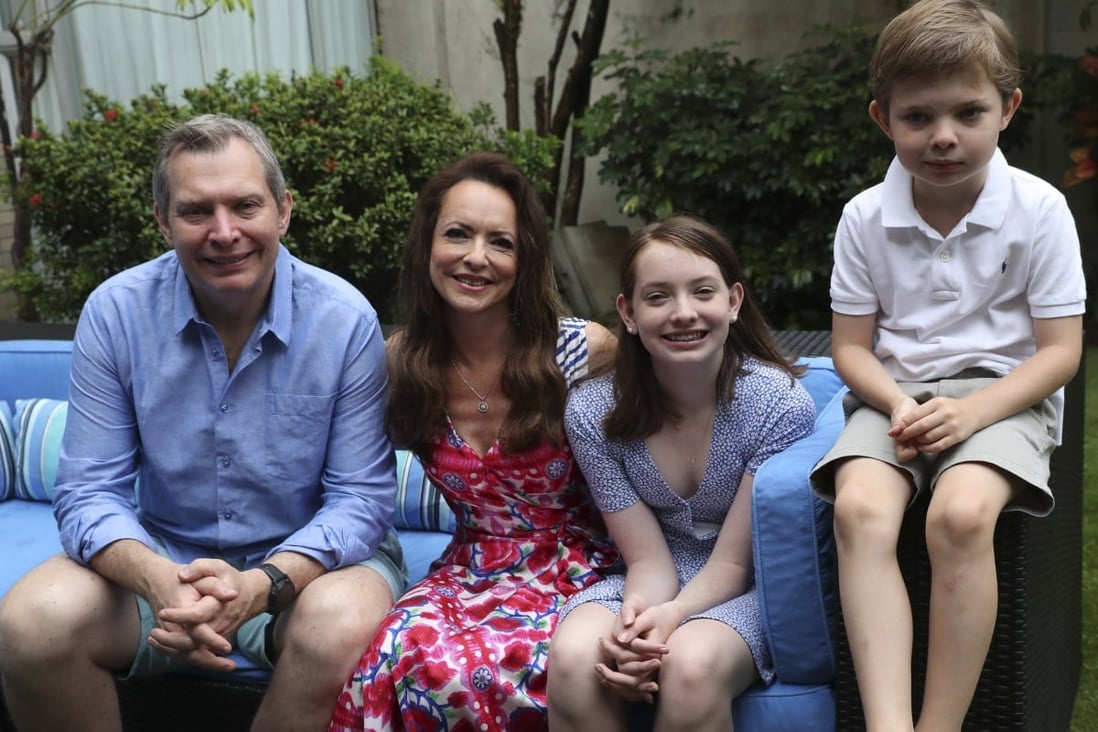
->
[[250, 104, 260, 116], [104, 109, 118, 123], [29, 130, 40, 140], [28, 193, 43, 208], [1061, 50, 1098, 188], [1065, 147, 1098, 187], [334, 77, 345, 89], [324, 158, 338, 173]]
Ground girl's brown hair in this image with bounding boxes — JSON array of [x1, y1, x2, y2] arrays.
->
[[603, 215, 803, 442]]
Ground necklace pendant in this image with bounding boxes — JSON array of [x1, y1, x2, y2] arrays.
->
[[478, 401, 489, 414]]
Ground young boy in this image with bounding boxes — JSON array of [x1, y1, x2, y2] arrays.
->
[[810, 0, 1086, 729]]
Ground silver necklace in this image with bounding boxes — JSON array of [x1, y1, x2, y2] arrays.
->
[[452, 361, 498, 414]]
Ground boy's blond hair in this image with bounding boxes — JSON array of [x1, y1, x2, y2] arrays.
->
[[870, 0, 1019, 114]]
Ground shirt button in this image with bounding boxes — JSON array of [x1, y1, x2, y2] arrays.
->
[[221, 510, 233, 520], [939, 250, 952, 262], [219, 403, 229, 413], [221, 456, 232, 468]]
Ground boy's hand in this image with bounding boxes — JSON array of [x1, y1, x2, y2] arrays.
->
[[890, 396, 978, 454], [888, 396, 922, 462]]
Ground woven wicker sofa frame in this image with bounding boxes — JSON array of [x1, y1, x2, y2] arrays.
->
[[0, 328, 1084, 731]]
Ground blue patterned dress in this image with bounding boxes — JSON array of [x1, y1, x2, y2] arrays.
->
[[560, 357, 815, 683]]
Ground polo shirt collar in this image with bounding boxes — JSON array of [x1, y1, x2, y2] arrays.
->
[[880, 148, 1010, 232]]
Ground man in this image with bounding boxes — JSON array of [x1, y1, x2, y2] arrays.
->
[[0, 114, 404, 731]]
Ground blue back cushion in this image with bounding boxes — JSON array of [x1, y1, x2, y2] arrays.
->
[[0, 340, 72, 411]]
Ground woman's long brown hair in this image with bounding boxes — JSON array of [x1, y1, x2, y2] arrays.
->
[[385, 152, 567, 457]]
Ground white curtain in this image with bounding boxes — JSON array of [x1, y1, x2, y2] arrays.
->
[[5, 0, 376, 136]]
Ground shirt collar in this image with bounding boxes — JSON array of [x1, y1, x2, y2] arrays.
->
[[266, 245, 293, 346], [171, 244, 293, 346], [880, 148, 1010, 232]]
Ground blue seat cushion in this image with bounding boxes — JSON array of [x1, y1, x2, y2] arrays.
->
[[626, 680, 834, 731], [0, 499, 62, 598], [735, 680, 835, 731]]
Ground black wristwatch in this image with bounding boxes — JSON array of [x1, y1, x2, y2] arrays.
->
[[258, 562, 296, 615]]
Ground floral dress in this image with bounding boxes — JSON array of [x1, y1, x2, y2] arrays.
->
[[329, 318, 618, 732]]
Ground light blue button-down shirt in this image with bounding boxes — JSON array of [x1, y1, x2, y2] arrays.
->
[[53, 245, 396, 570]]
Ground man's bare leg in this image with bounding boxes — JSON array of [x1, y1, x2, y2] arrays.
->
[[250, 564, 394, 732], [0, 554, 139, 732]]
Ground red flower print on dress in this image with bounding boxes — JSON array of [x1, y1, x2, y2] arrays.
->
[[327, 412, 618, 732]]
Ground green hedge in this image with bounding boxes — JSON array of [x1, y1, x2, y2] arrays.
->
[[578, 25, 1039, 330], [8, 58, 557, 322]]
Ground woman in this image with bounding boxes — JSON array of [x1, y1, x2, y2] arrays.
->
[[546, 215, 815, 731], [328, 152, 618, 731]]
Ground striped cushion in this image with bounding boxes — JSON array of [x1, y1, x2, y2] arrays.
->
[[14, 398, 67, 502], [0, 402, 15, 500], [393, 449, 456, 532]]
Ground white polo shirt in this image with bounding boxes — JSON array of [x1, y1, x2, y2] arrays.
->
[[831, 149, 1086, 435]]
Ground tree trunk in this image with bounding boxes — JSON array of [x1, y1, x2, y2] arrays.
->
[[8, 30, 45, 277], [492, 0, 522, 131], [545, 0, 609, 225]]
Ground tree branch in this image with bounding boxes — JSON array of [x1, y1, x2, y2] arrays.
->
[[549, 0, 608, 141], [65, 1, 216, 21], [539, 0, 577, 136]]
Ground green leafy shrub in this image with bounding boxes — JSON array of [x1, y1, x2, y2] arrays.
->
[[10, 58, 558, 322], [579, 26, 1037, 329]]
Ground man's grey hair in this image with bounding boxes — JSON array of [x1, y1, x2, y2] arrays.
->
[[151, 113, 288, 215]]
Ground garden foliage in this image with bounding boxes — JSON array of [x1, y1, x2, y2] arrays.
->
[[9, 58, 557, 322], [578, 25, 1037, 330]]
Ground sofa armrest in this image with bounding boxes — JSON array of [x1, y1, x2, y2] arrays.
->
[[751, 358, 846, 684]]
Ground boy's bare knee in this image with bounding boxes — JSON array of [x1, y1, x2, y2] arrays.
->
[[833, 486, 902, 550]]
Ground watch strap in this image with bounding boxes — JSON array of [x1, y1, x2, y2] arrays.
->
[[258, 562, 295, 615]]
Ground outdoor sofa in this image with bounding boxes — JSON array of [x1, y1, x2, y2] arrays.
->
[[0, 326, 1084, 730]]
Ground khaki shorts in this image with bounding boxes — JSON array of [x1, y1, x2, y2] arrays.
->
[[124, 528, 406, 679], [810, 374, 1057, 517]]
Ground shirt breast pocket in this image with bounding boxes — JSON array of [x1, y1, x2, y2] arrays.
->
[[265, 393, 335, 483]]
